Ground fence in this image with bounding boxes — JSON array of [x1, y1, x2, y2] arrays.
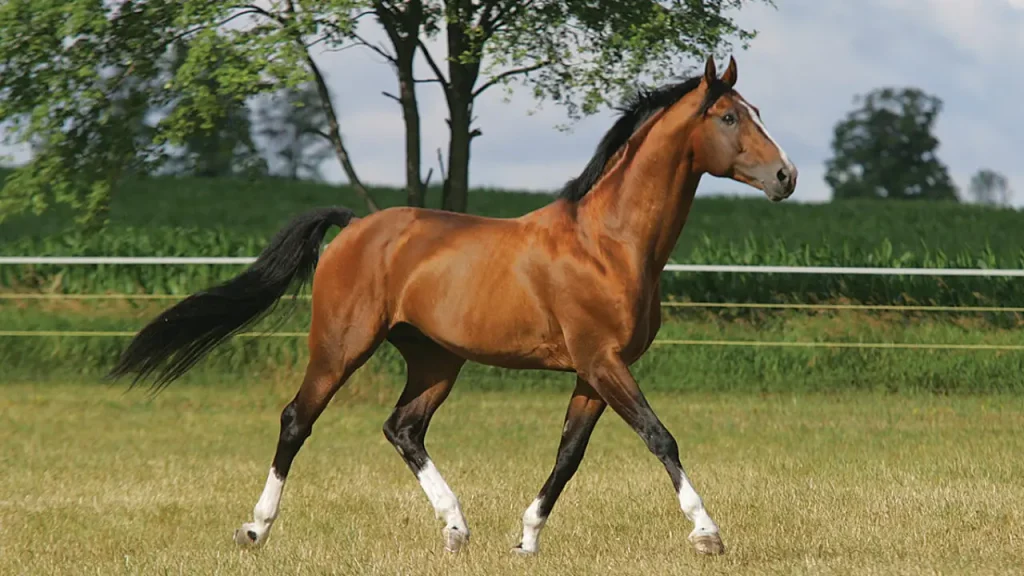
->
[[5, 256, 1024, 276], [2, 257, 1023, 351]]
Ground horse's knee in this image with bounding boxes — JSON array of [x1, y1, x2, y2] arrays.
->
[[382, 415, 402, 448], [383, 414, 428, 469], [279, 402, 311, 448], [644, 426, 679, 462]]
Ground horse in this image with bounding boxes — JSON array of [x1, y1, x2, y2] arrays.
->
[[109, 55, 797, 557]]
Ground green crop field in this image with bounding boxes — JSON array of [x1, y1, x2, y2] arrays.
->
[[3, 169, 1023, 264], [3, 171, 1024, 306]]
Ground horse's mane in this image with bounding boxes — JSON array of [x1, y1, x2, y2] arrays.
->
[[558, 75, 732, 202]]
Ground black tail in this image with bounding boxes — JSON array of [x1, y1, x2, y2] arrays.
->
[[108, 206, 355, 391]]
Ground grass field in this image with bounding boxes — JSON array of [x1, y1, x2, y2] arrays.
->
[[2, 381, 1023, 575], [4, 299, 1024, 393]]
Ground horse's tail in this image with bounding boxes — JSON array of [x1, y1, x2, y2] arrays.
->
[[108, 206, 356, 391]]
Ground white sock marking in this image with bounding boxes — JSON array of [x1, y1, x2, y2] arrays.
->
[[519, 498, 547, 552], [677, 470, 719, 536], [416, 459, 468, 532], [241, 467, 285, 543]]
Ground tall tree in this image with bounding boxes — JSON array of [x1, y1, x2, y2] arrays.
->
[[363, 0, 771, 212], [825, 87, 959, 202], [0, 0, 379, 230], [968, 169, 1012, 207], [0, 1, 769, 227], [254, 82, 333, 181]]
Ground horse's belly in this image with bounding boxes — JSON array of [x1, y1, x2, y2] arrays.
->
[[399, 283, 572, 370]]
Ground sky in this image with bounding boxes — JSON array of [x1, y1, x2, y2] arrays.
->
[[3, 0, 1023, 205]]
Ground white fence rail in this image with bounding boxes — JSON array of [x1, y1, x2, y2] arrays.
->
[[1, 256, 1024, 277]]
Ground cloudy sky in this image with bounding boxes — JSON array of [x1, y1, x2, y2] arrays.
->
[[4, 0, 1023, 205]]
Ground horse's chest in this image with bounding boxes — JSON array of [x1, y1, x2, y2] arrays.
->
[[616, 290, 662, 362]]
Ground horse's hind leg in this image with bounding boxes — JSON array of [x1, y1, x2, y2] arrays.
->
[[233, 311, 386, 548], [514, 377, 606, 554], [383, 331, 468, 552]]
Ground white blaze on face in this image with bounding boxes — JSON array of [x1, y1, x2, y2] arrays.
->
[[737, 98, 795, 174]]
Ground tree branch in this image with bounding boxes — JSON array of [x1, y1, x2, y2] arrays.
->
[[473, 61, 549, 98], [239, 4, 285, 25], [161, 8, 265, 51], [481, 0, 535, 37], [351, 31, 396, 63], [417, 40, 450, 90], [381, 90, 400, 103], [282, 1, 380, 212]]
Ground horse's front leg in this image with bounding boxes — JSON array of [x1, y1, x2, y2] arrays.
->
[[579, 347, 724, 555]]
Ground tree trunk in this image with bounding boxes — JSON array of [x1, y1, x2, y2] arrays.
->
[[443, 98, 472, 213], [395, 45, 425, 207], [302, 39, 379, 212], [440, 1, 481, 213]]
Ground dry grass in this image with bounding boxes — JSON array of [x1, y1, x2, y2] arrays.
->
[[1, 381, 1023, 575]]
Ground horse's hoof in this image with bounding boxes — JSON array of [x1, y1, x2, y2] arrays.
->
[[443, 525, 470, 553], [233, 523, 268, 549], [511, 543, 537, 556], [689, 532, 725, 555]]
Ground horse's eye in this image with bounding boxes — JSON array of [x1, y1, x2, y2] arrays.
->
[[722, 113, 737, 126]]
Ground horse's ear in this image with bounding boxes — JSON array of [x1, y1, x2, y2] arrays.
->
[[703, 55, 717, 85], [721, 56, 737, 88]]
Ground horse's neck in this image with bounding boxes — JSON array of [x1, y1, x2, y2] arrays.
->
[[579, 116, 701, 276]]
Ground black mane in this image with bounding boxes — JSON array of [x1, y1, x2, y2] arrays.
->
[[558, 75, 731, 202]]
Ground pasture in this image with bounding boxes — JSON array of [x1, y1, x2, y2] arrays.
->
[[4, 176, 1024, 574], [2, 380, 1023, 575]]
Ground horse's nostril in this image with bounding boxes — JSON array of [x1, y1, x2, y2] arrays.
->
[[776, 168, 789, 183]]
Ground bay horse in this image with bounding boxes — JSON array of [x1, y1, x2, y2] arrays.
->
[[109, 55, 797, 556]]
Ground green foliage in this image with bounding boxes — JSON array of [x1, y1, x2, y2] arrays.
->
[[479, 0, 764, 121], [0, 0, 183, 228], [159, 41, 268, 178], [253, 82, 332, 180], [0, 0, 365, 227], [825, 87, 959, 202]]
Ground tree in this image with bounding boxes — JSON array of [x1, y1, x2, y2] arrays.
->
[[0, 0, 379, 230], [363, 0, 771, 212], [825, 87, 959, 202], [968, 169, 1012, 207], [161, 41, 268, 179], [0, 1, 768, 228], [254, 82, 333, 181]]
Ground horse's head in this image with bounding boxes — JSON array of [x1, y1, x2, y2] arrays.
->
[[689, 56, 798, 202]]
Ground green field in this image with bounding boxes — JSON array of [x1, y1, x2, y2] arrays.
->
[[3, 173, 1024, 573], [2, 382, 1022, 575], [3, 298, 1024, 394], [4, 172, 1024, 307], [3, 170, 1023, 264]]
